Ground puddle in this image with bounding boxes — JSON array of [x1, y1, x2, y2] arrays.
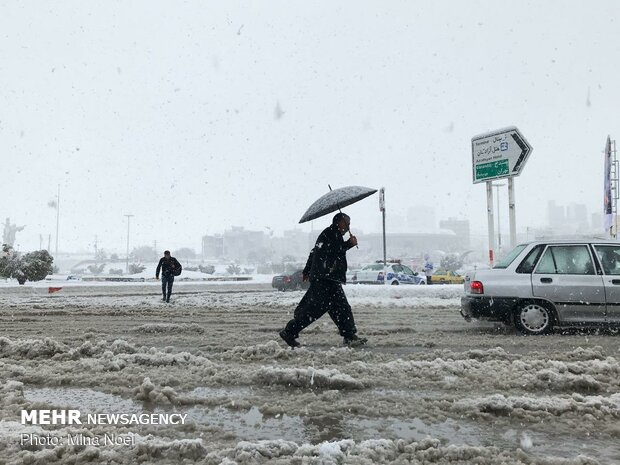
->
[[184, 405, 306, 442], [25, 387, 144, 413], [22, 386, 620, 463]]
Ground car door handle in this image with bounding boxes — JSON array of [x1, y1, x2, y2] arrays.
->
[[612, 279, 620, 285], [540, 277, 553, 283]]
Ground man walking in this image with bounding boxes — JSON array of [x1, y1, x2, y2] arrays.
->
[[279, 213, 367, 348], [156, 250, 182, 302]]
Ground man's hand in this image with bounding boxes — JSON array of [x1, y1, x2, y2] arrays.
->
[[302, 272, 309, 282], [349, 235, 358, 247]]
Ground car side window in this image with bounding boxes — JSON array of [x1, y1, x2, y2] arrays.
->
[[402, 265, 414, 275], [594, 245, 620, 275], [516, 245, 544, 274], [535, 245, 595, 275], [392, 265, 403, 273]]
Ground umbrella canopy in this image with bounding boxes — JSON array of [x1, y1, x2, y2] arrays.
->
[[298, 185, 378, 223]]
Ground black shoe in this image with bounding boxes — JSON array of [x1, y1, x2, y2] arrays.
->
[[343, 335, 368, 347], [162, 297, 166, 302], [166, 297, 170, 303], [279, 330, 300, 348]]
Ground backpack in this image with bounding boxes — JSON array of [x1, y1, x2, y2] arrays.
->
[[173, 260, 182, 276]]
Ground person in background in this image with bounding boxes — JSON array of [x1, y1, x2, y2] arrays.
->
[[279, 212, 367, 348], [156, 250, 182, 303], [423, 255, 434, 285]]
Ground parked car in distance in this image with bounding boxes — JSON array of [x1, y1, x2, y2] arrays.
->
[[461, 239, 620, 335], [433, 269, 464, 284], [272, 269, 310, 291], [352, 262, 426, 285], [346, 268, 360, 282]]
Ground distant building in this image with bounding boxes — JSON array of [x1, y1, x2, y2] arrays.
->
[[270, 229, 313, 262], [222, 227, 268, 263], [546, 201, 592, 235], [202, 234, 223, 259], [353, 231, 466, 265], [566, 203, 588, 231], [547, 200, 565, 229], [202, 227, 312, 264]]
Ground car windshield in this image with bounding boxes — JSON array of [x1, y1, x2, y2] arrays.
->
[[494, 244, 528, 269]]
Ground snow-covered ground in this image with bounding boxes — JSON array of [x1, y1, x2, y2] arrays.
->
[[1, 281, 619, 464]]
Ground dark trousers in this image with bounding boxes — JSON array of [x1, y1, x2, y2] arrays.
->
[[283, 280, 357, 339], [162, 275, 174, 300]]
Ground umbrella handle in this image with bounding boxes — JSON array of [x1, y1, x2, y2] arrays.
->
[[349, 229, 359, 249], [331, 184, 358, 248]]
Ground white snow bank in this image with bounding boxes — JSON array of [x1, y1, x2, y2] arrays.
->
[[131, 323, 205, 334], [255, 366, 364, 390], [455, 392, 620, 418]]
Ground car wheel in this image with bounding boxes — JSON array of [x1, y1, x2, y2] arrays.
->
[[391, 280, 399, 285], [514, 301, 554, 335], [419, 281, 426, 285]]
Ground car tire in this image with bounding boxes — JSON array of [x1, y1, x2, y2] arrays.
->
[[514, 301, 555, 335], [391, 280, 399, 285]]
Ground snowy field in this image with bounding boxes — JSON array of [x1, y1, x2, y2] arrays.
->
[[1, 281, 619, 464]]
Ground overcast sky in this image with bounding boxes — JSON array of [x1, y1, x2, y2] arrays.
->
[[2, 1, 619, 254]]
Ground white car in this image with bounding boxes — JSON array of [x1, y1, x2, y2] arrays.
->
[[352, 262, 426, 285], [461, 239, 620, 335]]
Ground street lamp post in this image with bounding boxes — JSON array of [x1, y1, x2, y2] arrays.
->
[[124, 214, 134, 272]]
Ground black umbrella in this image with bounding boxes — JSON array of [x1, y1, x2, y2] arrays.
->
[[298, 185, 378, 223]]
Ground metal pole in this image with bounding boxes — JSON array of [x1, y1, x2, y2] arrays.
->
[[124, 214, 134, 272], [486, 182, 495, 267], [495, 185, 501, 254], [508, 177, 517, 248], [380, 188, 387, 285], [382, 205, 387, 285], [382, 209, 387, 266]]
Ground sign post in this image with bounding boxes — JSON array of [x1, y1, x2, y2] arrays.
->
[[472, 126, 532, 265], [508, 177, 517, 248], [379, 187, 387, 285], [486, 182, 495, 267]]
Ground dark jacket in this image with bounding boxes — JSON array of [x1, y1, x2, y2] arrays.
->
[[156, 256, 182, 278], [303, 224, 355, 284]]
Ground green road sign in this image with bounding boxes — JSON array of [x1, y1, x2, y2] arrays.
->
[[475, 159, 509, 180], [471, 126, 533, 183]]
